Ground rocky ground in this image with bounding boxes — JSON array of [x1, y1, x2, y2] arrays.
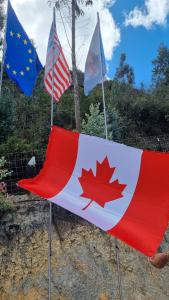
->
[[0, 194, 168, 300]]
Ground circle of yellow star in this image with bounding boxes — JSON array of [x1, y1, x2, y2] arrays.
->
[[26, 67, 30, 71], [6, 64, 10, 69], [10, 31, 14, 37], [29, 59, 33, 63], [23, 39, 28, 45], [20, 71, 24, 76], [28, 49, 32, 54], [17, 33, 21, 39], [13, 70, 17, 75]]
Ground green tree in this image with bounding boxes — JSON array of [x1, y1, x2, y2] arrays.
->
[[81, 102, 123, 140], [152, 44, 169, 86], [115, 53, 135, 86], [82, 103, 106, 138]]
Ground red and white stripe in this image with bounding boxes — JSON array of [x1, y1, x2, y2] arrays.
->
[[44, 17, 71, 102]]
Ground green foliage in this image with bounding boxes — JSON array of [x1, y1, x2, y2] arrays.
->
[[0, 194, 12, 213], [0, 92, 13, 140], [0, 156, 13, 213], [0, 156, 12, 180], [115, 53, 135, 86], [0, 136, 34, 157], [152, 44, 169, 87], [108, 106, 125, 141], [81, 101, 125, 141], [82, 103, 106, 138], [1, 45, 169, 161]]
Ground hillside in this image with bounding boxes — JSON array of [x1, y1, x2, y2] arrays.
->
[[0, 194, 168, 300]]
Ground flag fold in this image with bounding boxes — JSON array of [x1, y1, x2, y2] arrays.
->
[[84, 14, 106, 96], [44, 9, 71, 102], [18, 127, 169, 256]]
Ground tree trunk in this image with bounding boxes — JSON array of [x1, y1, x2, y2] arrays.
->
[[72, 0, 81, 132]]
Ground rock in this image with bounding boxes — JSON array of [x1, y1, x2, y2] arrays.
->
[[0, 195, 168, 300], [98, 293, 109, 300]]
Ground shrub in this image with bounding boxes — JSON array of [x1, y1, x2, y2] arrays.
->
[[0, 156, 13, 213], [0, 194, 12, 213]]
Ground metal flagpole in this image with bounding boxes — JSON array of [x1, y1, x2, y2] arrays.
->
[[0, 0, 8, 98], [48, 6, 55, 300], [97, 12, 108, 140], [97, 12, 124, 300], [0, 43, 4, 97], [101, 77, 108, 140], [115, 239, 124, 300], [48, 203, 52, 300]]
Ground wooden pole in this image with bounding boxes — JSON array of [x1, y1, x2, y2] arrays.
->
[[72, 0, 81, 132]]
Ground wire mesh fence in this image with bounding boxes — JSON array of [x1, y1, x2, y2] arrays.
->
[[2, 148, 45, 194], [118, 134, 169, 152], [0, 133, 169, 195]]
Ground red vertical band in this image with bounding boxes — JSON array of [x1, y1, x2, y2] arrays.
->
[[107, 150, 169, 256], [18, 126, 79, 198]]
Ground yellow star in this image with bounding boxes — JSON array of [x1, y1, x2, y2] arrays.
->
[[10, 31, 14, 37], [29, 58, 33, 63], [20, 71, 24, 76], [6, 64, 10, 69], [26, 67, 30, 71], [13, 70, 17, 75], [28, 49, 32, 54], [23, 39, 28, 45], [17, 33, 21, 38]]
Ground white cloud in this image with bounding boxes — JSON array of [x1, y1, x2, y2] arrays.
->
[[124, 0, 169, 29], [11, 0, 120, 70]]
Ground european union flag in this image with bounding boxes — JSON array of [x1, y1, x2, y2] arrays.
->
[[4, 1, 43, 96]]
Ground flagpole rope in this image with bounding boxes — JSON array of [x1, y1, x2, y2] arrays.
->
[[58, 7, 72, 50], [0, 0, 8, 98], [76, 35, 91, 69], [97, 12, 123, 300]]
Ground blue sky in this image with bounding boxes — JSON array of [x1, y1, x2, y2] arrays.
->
[[108, 0, 169, 87], [12, 0, 169, 89]]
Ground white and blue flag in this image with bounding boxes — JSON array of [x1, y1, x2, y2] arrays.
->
[[84, 15, 107, 96]]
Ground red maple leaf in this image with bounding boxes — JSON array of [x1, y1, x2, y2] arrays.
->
[[78, 157, 126, 211]]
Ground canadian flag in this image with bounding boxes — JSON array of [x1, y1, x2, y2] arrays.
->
[[18, 127, 169, 256]]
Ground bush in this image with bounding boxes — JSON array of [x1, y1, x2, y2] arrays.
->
[[0, 156, 13, 180], [0, 194, 12, 213], [0, 156, 13, 212]]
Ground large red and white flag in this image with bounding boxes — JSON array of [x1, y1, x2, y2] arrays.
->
[[44, 10, 71, 101], [18, 127, 169, 256]]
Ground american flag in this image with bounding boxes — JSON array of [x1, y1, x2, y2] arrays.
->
[[44, 13, 71, 102]]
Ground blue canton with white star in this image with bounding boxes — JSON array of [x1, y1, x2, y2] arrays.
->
[[4, 1, 43, 96]]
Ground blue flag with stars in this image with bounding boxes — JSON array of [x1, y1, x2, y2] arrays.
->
[[4, 1, 43, 96]]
